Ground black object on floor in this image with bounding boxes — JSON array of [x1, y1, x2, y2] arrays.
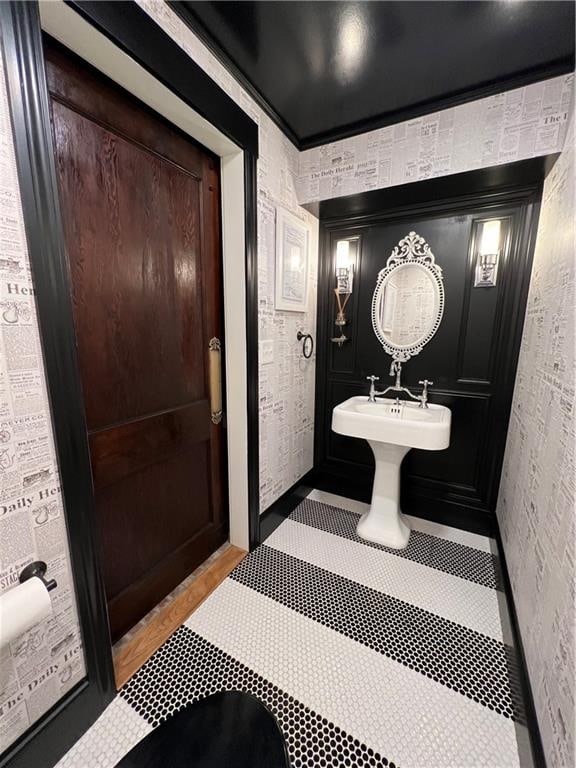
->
[[114, 690, 291, 767]]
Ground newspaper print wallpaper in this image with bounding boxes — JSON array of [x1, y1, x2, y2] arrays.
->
[[0, 48, 85, 752], [497, 119, 575, 768], [135, 0, 319, 513], [297, 74, 574, 204]]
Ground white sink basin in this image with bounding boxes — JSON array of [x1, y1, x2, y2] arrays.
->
[[332, 396, 451, 450], [331, 396, 451, 549]]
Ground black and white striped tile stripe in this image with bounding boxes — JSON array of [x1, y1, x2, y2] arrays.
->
[[230, 545, 524, 722], [121, 626, 397, 768], [291, 499, 500, 590]]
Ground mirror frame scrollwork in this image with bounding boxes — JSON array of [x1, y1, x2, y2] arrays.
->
[[371, 231, 444, 362]]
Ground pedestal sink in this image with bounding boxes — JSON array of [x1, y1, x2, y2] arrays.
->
[[332, 397, 451, 549]]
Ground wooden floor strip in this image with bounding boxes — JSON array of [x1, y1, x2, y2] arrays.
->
[[113, 544, 246, 689]]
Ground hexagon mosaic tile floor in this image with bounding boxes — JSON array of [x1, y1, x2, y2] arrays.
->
[[56, 490, 534, 768]]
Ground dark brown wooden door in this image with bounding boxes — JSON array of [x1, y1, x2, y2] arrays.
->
[[45, 42, 227, 641]]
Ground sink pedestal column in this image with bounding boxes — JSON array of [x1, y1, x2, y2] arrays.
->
[[357, 441, 411, 549]]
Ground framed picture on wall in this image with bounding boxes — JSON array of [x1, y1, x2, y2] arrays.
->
[[275, 207, 309, 312]]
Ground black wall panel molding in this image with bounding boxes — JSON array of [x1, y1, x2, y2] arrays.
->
[[313, 160, 545, 536], [319, 157, 557, 222], [0, 1, 260, 765]]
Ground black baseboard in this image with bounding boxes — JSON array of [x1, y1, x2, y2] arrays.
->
[[258, 474, 314, 544], [307, 468, 495, 537], [494, 522, 546, 768]]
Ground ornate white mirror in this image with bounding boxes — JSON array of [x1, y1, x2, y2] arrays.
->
[[372, 231, 444, 362]]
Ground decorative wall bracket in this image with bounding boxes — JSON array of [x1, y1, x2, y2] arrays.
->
[[331, 287, 350, 346], [330, 331, 348, 347]]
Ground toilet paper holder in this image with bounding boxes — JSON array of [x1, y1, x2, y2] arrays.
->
[[19, 561, 57, 592]]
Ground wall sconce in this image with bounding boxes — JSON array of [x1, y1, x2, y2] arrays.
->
[[336, 239, 354, 294], [332, 238, 357, 346], [474, 219, 502, 288]]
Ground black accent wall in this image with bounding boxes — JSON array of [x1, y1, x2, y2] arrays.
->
[[313, 162, 545, 535]]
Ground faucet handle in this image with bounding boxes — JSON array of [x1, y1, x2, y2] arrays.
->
[[366, 375, 380, 403], [418, 380, 433, 408]]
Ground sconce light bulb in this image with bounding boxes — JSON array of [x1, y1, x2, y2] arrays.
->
[[479, 220, 501, 256], [336, 240, 351, 269]]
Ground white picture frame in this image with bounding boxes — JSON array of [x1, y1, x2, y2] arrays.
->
[[275, 207, 309, 312]]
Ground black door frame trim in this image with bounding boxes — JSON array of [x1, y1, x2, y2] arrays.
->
[[0, 2, 260, 766], [0, 3, 115, 767], [67, 0, 258, 155]]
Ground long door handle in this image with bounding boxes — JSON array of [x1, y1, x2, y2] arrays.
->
[[208, 337, 223, 425]]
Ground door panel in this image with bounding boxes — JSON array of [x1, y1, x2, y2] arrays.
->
[[89, 402, 211, 489], [98, 445, 211, 589], [46, 41, 227, 641], [52, 101, 205, 428]]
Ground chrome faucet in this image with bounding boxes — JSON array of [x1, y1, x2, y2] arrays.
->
[[366, 362, 418, 406], [418, 380, 433, 409], [366, 364, 433, 408]]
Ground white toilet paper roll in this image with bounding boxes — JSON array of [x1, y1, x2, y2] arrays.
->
[[0, 577, 53, 647]]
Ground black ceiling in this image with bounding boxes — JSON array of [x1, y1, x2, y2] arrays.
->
[[173, 1, 575, 149]]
